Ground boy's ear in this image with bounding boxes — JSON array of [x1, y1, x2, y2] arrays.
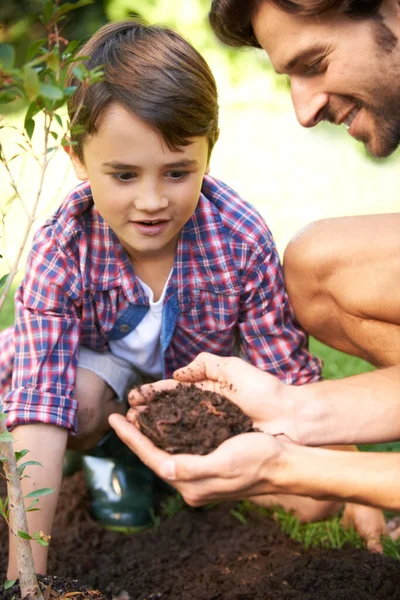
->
[[64, 145, 89, 181]]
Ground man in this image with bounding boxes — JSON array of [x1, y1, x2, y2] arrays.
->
[[110, 0, 400, 547], [208, 0, 400, 368]]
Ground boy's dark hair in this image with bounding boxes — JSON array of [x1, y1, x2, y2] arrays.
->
[[67, 20, 219, 161], [209, 0, 384, 48]]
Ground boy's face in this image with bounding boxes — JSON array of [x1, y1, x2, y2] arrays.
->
[[70, 103, 209, 264]]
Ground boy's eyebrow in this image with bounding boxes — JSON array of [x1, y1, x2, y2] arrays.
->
[[103, 159, 199, 169], [278, 45, 327, 74]]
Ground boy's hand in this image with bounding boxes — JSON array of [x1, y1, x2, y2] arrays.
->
[[342, 503, 387, 553], [127, 352, 301, 442], [109, 413, 287, 505]]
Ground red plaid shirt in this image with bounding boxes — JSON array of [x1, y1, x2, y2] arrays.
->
[[0, 175, 321, 432]]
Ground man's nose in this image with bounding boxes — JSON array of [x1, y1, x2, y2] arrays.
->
[[134, 181, 168, 212], [291, 78, 329, 128]]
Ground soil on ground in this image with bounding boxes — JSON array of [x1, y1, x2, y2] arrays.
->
[[1, 472, 400, 600], [136, 384, 256, 455]]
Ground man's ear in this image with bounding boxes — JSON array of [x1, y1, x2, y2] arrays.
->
[[64, 145, 89, 181]]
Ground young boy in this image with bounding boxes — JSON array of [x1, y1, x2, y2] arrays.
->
[[1, 19, 335, 578]]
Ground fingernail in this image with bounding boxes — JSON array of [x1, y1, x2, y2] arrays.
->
[[160, 460, 176, 481]]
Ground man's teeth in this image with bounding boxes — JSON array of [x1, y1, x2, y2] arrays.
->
[[343, 108, 359, 130]]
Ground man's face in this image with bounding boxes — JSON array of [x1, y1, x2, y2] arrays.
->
[[252, 1, 400, 157]]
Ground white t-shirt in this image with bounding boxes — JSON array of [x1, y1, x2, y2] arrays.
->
[[109, 275, 171, 378]]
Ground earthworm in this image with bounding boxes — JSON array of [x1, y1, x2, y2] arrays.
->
[[200, 400, 225, 417], [155, 407, 183, 437]]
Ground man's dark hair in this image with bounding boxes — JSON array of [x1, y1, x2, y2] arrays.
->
[[209, 0, 384, 48], [67, 20, 219, 161]]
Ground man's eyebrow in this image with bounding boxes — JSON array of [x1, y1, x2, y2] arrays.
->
[[103, 159, 199, 169], [279, 45, 327, 74]]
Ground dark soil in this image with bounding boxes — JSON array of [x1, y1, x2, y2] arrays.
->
[[136, 384, 256, 454], [2, 472, 400, 600], [2, 575, 106, 600]]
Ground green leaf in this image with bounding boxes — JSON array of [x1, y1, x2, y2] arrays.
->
[[25, 487, 54, 499], [26, 498, 39, 512], [15, 449, 28, 462], [17, 530, 32, 540], [0, 432, 13, 443], [54, 114, 63, 127], [0, 44, 15, 70], [26, 39, 47, 62], [50, 131, 58, 140], [62, 40, 80, 58], [3, 580, 16, 590], [34, 537, 50, 546], [0, 274, 8, 290], [18, 460, 43, 477], [25, 119, 35, 140], [39, 83, 64, 100], [72, 64, 87, 81], [0, 93, 17, 104], [47, 52, 60, 72], [230, 509, 248, 525], [63, 85, 77, 98], [41, 0, 54, 25], [71, 55, 91, 62], [55, 0, 93, 18], [23, 65, 40, 101]]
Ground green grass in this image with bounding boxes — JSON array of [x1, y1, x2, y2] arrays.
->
[[234, 501, 400, 559], [309, 338, 375, 380]]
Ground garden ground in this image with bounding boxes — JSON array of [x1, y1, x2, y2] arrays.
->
[[3, 471, 400, 599]]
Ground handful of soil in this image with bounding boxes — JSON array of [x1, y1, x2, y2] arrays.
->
[[137, 383, 257, 455]]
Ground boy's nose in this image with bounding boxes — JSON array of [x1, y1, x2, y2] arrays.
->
[[134, 184, 169, 213], [291, 78, 329, 128]]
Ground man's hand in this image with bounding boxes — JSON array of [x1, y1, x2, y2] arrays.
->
[[109, 413, 286, 505], [127, 352, 301, 442], [342, 503, 387, 553]]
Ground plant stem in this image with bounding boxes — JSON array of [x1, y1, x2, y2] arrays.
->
[[0, 113, 51, 313], [0, 419, 44, 600]]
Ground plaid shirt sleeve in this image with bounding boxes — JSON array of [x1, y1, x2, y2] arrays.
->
[[2, 223, 82, 431], [236, 228, 322, 385]]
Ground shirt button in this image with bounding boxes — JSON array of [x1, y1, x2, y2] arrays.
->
[[119, 324, 130, 333]]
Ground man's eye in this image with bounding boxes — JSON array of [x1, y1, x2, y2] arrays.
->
[[112, 172, 135, 182], [304, 59, 326, 75]]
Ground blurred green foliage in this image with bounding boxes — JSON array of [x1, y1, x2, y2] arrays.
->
[[0, 0, 272, 90]]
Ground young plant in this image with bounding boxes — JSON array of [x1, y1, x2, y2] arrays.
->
[[0, 412, 52, 599], [0, 1, 102, 597]]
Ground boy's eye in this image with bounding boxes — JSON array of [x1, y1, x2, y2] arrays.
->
[[112, 172, 136, 182], [167, 170, 188, 180]]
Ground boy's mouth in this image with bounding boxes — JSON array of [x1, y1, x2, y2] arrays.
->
[[136, 220, 165, 226], [131, 219, 169, 236]]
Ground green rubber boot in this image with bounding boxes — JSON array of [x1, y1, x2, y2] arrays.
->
[[62, 449, 83, 477], [82, 431, 155, 533]]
